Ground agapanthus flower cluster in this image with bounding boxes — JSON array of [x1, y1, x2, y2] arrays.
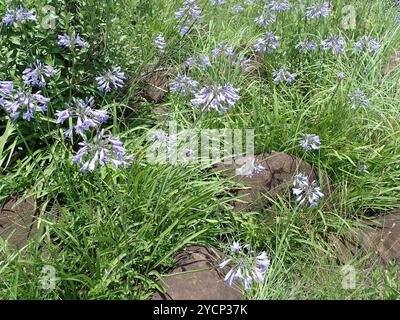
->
[[272, 65, 296, 85], [96, 66, 126, 93], [22, 61, 58, 87], [170, 74, 199, 96], [232, 4, 244, 13], [185, 55, 211, 70], [254, 32, 280, 53], [266, 0, 290, 12], [305, 1, 331, 20], [55, 97, 109, 137], [354, 36, 381, 53], [219, 243, 270, 290], [236, 156, 265, 178], [0, 81, 14, 96], [155, 33, 167, 52], [254, 12, 276, 28], [191, 83, 240, 114], [321, 35, 346, 55], [175, 0, 201, 35], [299, 134, 321, 152], [233, 56, 253, 72], [336, 72, 346, 81], [349, 90, 369, 110], [292, 173, 324, 207], [296, 40, 317, 53], [72, 129, 134, 172], [57, 33, 88, 49], [211, 0, 225, 5], [213, 42, 234, 58], [1, 87, 50, 121], [2, 6, 36, 26]]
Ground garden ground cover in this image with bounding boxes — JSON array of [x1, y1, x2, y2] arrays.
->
[[1, 0, 400, 299]]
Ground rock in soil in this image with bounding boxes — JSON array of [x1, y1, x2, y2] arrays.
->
[[215, 152, 325, 212], [330, 209, 400, 266], [151, 246, 244, 300], [382, 49, 400, 76], [141, 67, 175, 103], [0, 195, 37, 248]]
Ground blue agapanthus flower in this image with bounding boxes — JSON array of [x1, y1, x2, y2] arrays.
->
[[96, 66, 126, 93], [236, 156, 265, 178], [55, 97, 108, 137], [185, 55, 211, 70], [72, 129, 134, 172], [266, 0, 290, 12], [255, 12, 276, 28], [191, 83, 240, 114], [306, 1, 331, 20], [155, 33, 167, 52], [349, 90, 369, 110], [170, 74, 199, 96], [57, 33, 88, 49], [272, 65, 296, 84], [232, 4, 244, 13], [1, 88, 50, 121], [254, 32, 280, 53], [0, 81, 14, 96], [213, 42, 234, 58], [299, 134, 321, 151], [354, 36, 381, 53], [2, 6, 36, 26], [292, 173, 324, 207], [22, 61, 58, 87], [219, 243, 270, 290], [211, 0, 225, 5], [175, 0, 201, 20], [296, 40, 317, 53], [321, 35, 346, 55]]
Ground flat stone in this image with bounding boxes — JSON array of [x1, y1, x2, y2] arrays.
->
[[0, 195, 37, 248], [215, 152, 323, 212], [151, 246, 244, 300], [330, 209, 400, 266]]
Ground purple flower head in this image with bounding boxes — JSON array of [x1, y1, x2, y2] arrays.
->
[[349, 90, 369, 110], [299, 134, 321, 152], [266, 0, 290, 12], [236, 156, 265, 178], [213, 42, 234, 58], [191, 83, 240, 114], [211, 0, 225, 5], [395, 16, 400, 24], [170, 74, 199, 96], [292, 173, 324, 207], [175, 0, 201, 21], [22, 60, 58, 88], [155, 33, 167, 52], [354, 36, 381, 53], [57, 33, 88, 49], [296, 40, 317, 53], [96, 66, 126, 93], [321, 35, 346, 55], [306, 1, 331, 20], [219, 242, 271, 290], [336, 72, 346, 81], [272, 65, 296, 85], [254, 32, 280, 53], [255, 12, 276, 28], [2, 88, 49, 121], [72, 129, 134, 172], [55, 97, 108, 137], [184, 54, 211, 70], [232, 4, 244, 13], [2, 6, 36, 26], [0, 81, 14, 96]]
